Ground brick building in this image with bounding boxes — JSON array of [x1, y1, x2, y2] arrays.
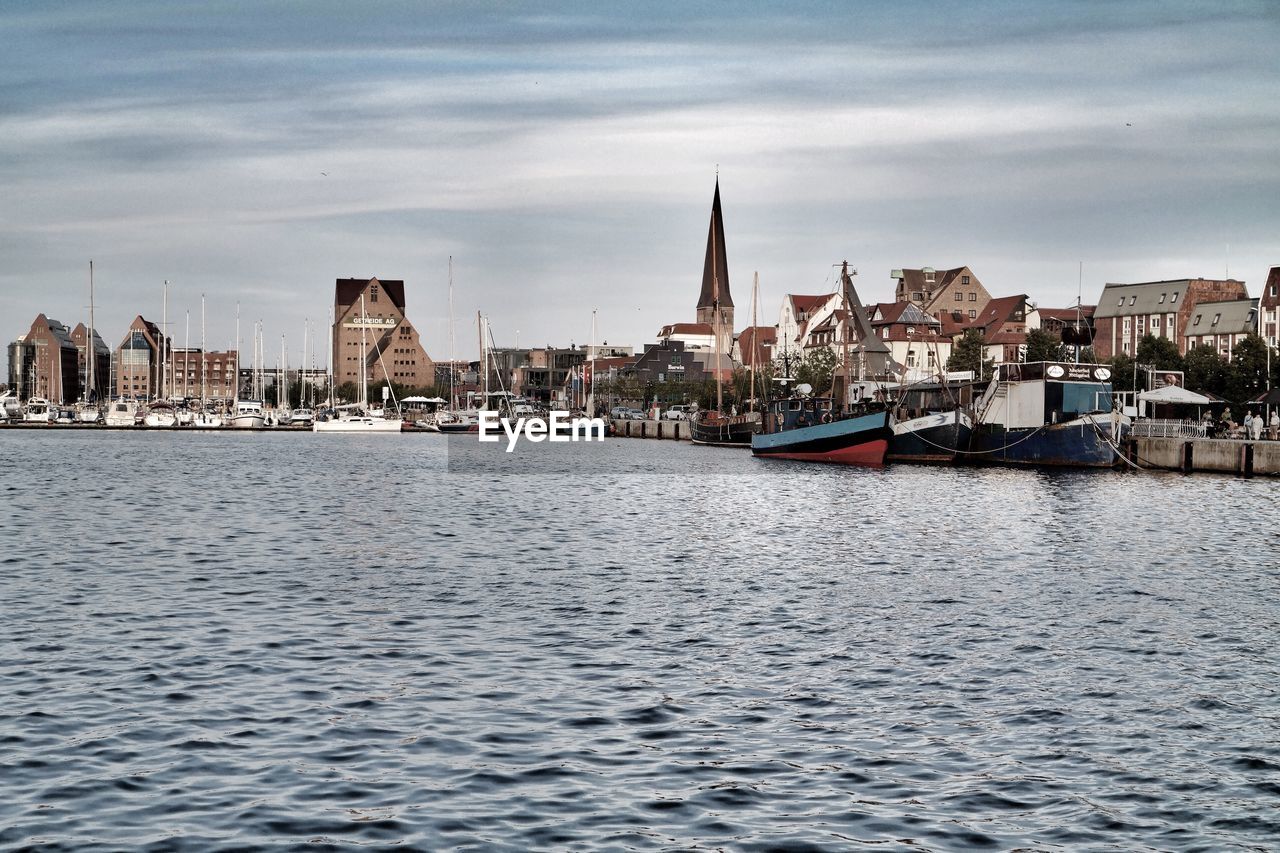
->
[[116, 316, 164, 400], [1260, 266, 1279, 349], [69, 323, 112, 402], [1092, 278, 1248, 359], [333, 277, 434, 392], [891, 265, 992, 321], [1182, 299, 1259, 360], [169, 349, 240, 402], [7, 315, 81, 403]]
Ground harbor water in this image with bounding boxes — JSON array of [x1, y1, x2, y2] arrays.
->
[[2, 431, 1278, 850]]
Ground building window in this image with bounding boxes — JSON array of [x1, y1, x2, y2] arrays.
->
[[906, 350, 917, 368], [968, 309, 976, 319], [1172, 292, 1179, 303], [969, 292, 977, 301], [962, 275, 970, 286], [911, 291, 924, 301], [1159, 293, 1166, 304], [1122, 341, 1130, 354], [1123, 318, 1131, 333], [1151, 316, 1160, 330], [1129, 296, 1137, 306], [955, 292, 963, 301], [1193, 314, 1201, 326], [1212, 313, 1220, 325], [370, 285, 379, 303], [1117, 297, 1125, 307]]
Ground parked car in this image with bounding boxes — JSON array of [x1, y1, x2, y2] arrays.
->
[[626, 408, 646, 420], [664, 405, 692, 421], [609, 405, 631, 419]]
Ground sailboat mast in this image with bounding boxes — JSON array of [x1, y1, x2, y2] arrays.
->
[[160, 280, 168, 401], [87, 260, 96, 403], [302, 319, 308, 407], [750, 271, 759, 413], [841, 265, 852, 411], [360, 295, 369, 407], [183, 310, 190, 399], [201, 295, 207, 404], [280, 334, 287, 410], [448, 256, 457, 410], [477, 310, 486, 399], [589, 308, 597, 416]]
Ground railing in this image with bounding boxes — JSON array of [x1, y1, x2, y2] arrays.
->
[[1130, 418, 1207, 438]]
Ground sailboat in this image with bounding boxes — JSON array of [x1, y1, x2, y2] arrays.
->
[[193, 295, 223, 428], [751, 262, 893, 465], [229, 311, 265, 429], [314, 294, 402, 433]]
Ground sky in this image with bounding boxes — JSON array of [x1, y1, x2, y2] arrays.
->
[[3, 0, 1279, 365]]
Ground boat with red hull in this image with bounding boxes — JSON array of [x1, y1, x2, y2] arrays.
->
[[751, 397, 891, 466]]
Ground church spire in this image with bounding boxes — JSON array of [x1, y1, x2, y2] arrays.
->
[[697, 179, 733, 310]]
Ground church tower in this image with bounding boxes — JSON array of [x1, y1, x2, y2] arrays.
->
[[695, 179, 734, 354]]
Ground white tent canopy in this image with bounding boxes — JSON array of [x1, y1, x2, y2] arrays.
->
[[1138, 385, 1213, 405]]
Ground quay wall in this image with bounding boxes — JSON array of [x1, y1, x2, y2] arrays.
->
[[610, 419, 691, 441], [1132, 437, 1279, 477]]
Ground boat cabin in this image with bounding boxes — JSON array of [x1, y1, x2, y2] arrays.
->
[[980, 362, 1116, 429]]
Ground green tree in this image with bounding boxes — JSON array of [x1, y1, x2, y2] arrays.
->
[[1227, 334, 1269, 408], [1183, 344, 1227, 397], [1106, 353, 1136, 394], [796, 348, 838, 394], [1024, 328, 1063, 363], [946, 329, 994, 380], [1136, 334, 1183, 372]]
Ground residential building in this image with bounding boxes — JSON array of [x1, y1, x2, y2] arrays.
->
[[733, 325, 776, 368], [969, 294, 1039, 365], [333, 277, 434, 391], [1092, 278, 1248, 358], [1260, 266, 1279, 349], [891, 265, 992, 320], [1037, 305, 1097, 348], [10, 314, 82, 403], [116, 316, 165, 400], [868, 303, 952, 380], [1182, 299, 1259, 360], [776, 293, 838, 355], [656, 322, 715, 351], [68, 323, 113, 402], [169, 348, 240, 401]]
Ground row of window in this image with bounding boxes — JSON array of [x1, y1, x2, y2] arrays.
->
[[1117, 291, 1181, 308], [952, 292, 978, 301]]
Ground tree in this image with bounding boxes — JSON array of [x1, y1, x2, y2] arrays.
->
[[1136, 334, 1183, 372], [1227, 334, 1269, 408], [947, 329, 994, 380], [1183, 344, 1227, 397], [1106, 353, 1136, 394], [1024, 328, 1063, 363], [795, 348, 838, 395]]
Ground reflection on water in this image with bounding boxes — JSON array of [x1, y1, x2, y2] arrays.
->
[[1, 431, 1278, 850]]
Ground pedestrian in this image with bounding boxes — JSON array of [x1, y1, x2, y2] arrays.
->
[[1271, 409, 1280, 441], [1242, 410, 1253, 438], [1249, 410, 1263, 441]]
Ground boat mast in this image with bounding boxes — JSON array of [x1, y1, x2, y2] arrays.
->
[[183, 310, 190, 400], [87, 260, 96, 404], [302, 319, 308, 407], [749, 271, 759, 413], [448, 256, 457, 410], [200, 295, 207, 405], [235, 302, 241, 404], [588, 309, 597, 415], [841, 264, 852, 411], [477, 310, 486, 401], [326, 305, 334, 408], [160, 280, 168, 401], [360, 295, 369, 407], [280, 334, 287, 411]]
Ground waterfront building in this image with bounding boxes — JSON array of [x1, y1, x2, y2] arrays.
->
[[1092, 278, 1248, 359], [1260, 266, 1279, 349], [1182, 299, 1260, 360], [733, 326, 776, 369], [776, 293, 838, 356], [868, 302, 952, 381], [891, 265, 992, 321], [656, 322, 715, 351], [169, 348, 240, 402], [332, 277, 434, 391], [627, 340, 712, 386], [8, 315, 81, 403], [969, 294, 1038, 365], [115, 316, 165, 400], [69, 323, 112, 402]]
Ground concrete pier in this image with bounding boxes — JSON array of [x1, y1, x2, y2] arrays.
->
[[1130, 437, 1280, 477], [610, 419, 691, 441]]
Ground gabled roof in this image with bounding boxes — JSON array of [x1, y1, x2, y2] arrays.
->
[[1262, 266, 1280, 310], [736, 326, 776, 364], [335, 277, 407, 312], [1092, 279, 1251, 318], [872, 301, 938, 325], [972, 295, 1028, 331], [788, 294, 830, 316]]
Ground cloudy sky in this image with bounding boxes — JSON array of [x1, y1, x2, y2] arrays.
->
[[4, 0, 1278, 364]]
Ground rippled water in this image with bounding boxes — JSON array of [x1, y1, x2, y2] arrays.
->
[[2, 430, 1278, 850]]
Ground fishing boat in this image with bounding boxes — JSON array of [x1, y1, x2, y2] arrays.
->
[[967, 361, 1125, 468], [886, 376, 979, 464], [752, 262, 895, 466]]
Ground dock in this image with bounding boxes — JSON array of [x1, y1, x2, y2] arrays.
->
[[1127, 437, 1280, 477]]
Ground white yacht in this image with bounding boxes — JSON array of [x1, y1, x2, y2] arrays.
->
[[289, 408, 314, 428], [23, 398, 51, 423], [229, 399, 266, 429], [0, 391, 21, 422], [105, 398, 138, 427], [143, 400, 178, 428], [314, 404, 402, 433]]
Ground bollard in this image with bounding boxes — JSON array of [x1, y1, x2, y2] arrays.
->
[[1182, 441, 1194, 474]]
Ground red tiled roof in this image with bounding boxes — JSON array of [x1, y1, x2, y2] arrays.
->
[[658, 322, 714, 336], [789, 294, 828, 315], [1038, 306, 1096, 321], [973, 295, 1027, 330]]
